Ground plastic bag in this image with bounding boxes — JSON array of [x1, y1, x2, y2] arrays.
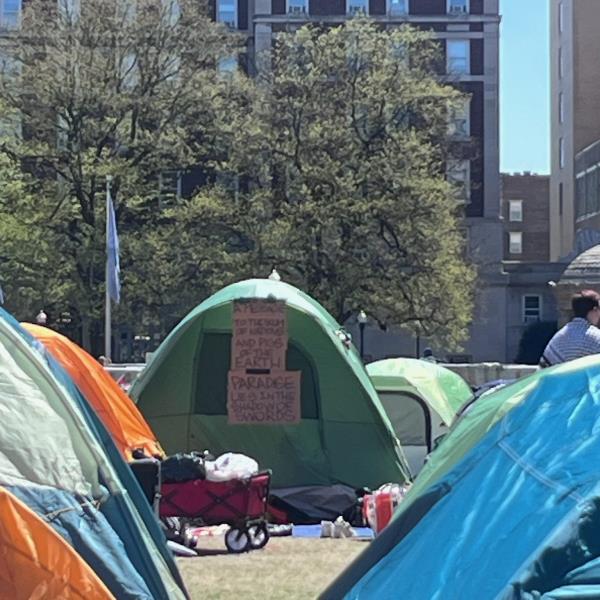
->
[[204, 452, 259, 482]]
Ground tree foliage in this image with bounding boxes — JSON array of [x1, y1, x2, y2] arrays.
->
[[0, 13, 475, 352], [0, 0, 239, 346], [192, 21, 476, 346]]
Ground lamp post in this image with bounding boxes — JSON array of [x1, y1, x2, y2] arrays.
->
[[357, 310, 368, 361]]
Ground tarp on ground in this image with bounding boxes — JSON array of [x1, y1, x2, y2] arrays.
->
[[366, 358, 472, 427], [0, 309, 187, 600], [132, 278, 409, 490], [0, 485, 114, 600], [323, 354, 600, 600], [23, 323, 164, 461]]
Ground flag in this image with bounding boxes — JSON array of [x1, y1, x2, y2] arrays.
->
[[107, 189, 121, 304]]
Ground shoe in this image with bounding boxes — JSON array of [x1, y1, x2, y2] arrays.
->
[[321, 520, 334, 538], [333, 516, 355, 539]]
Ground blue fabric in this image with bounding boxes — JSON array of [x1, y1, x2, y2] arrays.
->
[[7, 485, 152, 600], [345, 358, 600, 600], [0, 308, 187, 599], [107, 190, 121, 304], [292, 525, 373, 539]]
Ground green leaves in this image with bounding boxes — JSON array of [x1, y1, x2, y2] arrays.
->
[[0, 15, 474, 351], [214, 21, 475, 347]]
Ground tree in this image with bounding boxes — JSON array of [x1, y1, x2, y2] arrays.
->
[[0, 0, 241, 348], [0, 145, 74, 321], [1, 14, 476, 352], [198, 20, 476, 347]]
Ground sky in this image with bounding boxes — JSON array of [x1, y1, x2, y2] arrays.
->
[[500, 0, 549, 175]]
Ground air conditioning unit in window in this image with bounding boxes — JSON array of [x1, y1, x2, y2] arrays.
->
[[289, 5, 307, 15], [449, 5, 468, 14]]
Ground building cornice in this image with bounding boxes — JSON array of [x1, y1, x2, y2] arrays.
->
[[253, 14, 501, 25]]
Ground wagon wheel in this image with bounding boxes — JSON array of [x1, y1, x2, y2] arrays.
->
[[225, 527, 250, 553], [248, 523, 270, 550]]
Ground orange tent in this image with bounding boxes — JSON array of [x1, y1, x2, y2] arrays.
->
[[22, 324, 165, 461], [0, 486, 115, 600]]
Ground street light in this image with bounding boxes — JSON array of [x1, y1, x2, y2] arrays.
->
[[357, 310, 368, 360]]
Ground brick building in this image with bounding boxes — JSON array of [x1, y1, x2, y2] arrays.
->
[[502, 173, 550, 263]]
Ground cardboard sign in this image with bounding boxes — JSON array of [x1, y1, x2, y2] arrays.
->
[[227, 371, 301, 425], [231, 300, 287, 371]]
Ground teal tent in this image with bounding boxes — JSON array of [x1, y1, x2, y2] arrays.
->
[[132, 279, 409, 491], [367, 358, 472, 475], [323, 355, 600, 600], [0, 307, 186, 599]]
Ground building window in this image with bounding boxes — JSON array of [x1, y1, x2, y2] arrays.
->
[[158, 170, 182, 207], [217, 0, 237, 28], [447, 159, 470, 202], [447, 40, 470, 75], [448, 0, 468, 14], [0, 0, 20, 28], [287, 0, 307, 15], [559, 92, 564, 124], [347, 0, 368, 16], [0, 48, 19, 79], [558, 47, 564, 79], [586, 166, 599, 217], [389, 0, 408, 15], [509, 200, 523, 222], [523, 295, 541, 324], [559, 182, 563, 216], [509, 232, 523, 255], [448, 97, 470, 138], [576, 172, 586, 219], [558, 1, 564, 33], [163, 0, 181, 26], [559, 137, 565, 169], [217, 56, 238, 74]]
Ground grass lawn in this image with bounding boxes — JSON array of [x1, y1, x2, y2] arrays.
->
[[178, 536, 368, 599]]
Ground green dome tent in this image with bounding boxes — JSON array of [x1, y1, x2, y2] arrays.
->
[[131, 279, 409, 494], [323, 356, 600, 600], [367, 358, 472, 475], [401, 365, 545, 506]]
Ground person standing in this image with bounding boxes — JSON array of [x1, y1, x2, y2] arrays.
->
[[540, 290, 600, 367]]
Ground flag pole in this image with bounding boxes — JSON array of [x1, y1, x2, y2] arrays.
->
[[105, 175, 113, 362]]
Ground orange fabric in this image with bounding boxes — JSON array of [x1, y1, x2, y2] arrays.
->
[[0, 486, 115, 600], [22, 324, 165, 461]]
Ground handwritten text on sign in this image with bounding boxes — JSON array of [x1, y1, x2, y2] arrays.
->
[[232, 300, 287, 370], [227, 371, 301, 425]]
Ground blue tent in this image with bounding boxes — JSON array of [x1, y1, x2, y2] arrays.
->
[[0, 308, 187, 599], [323, 354, 600, 599]]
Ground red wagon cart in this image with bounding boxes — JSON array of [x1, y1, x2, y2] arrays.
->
[[159, 470, 272, 553]]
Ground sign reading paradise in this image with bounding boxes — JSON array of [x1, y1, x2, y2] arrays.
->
[[227, 299, 301, 424]]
